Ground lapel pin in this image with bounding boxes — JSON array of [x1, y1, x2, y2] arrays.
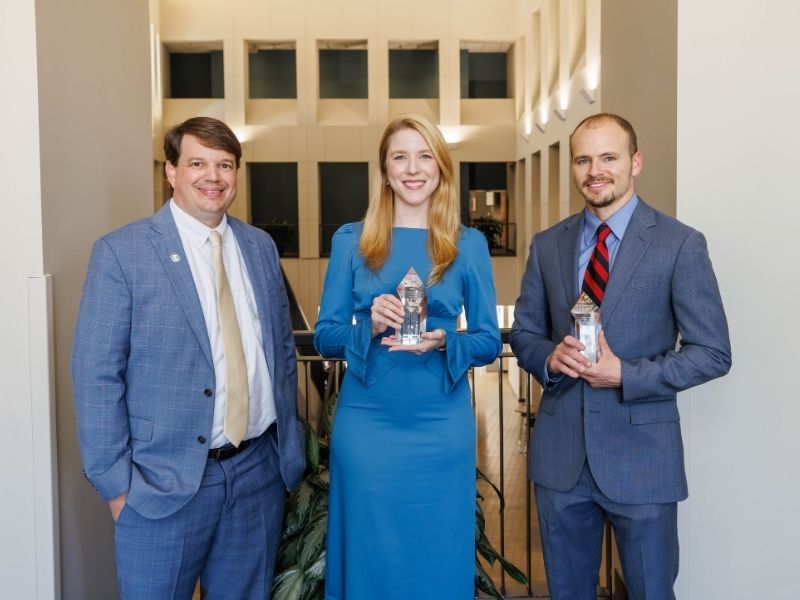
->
[[169, 253, 181, 263]]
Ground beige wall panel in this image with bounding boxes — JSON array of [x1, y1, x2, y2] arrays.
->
[[410, 0, 451, 39], [388, 99, 439, 122], [322, 127, 363, 160], [317, 99, 370, 125], [377, 2, 415, 39], [342, 0, 377, 37], [490, 256, 521, 305], [224, 38, 246, 125], [450, 0, 516, 38], [460, 99, 516, 126], [246, 99, 300, 126], [290, 127, 309, 161], [452, 126, 516, 162], [300, 258, 325, 323], [266, 0, 307, 38], [359, 126, 381, 159], [305, 0, 343, 37], [160, 0, 233, 38], [163, 98, 226, 126], [438, 37, 457, 81], [248, 126, 293, 160], [299, 217, 320, 258], [29, 1, 154, 598], [601, 0, 676, 216], [305, 126, 326, 161]]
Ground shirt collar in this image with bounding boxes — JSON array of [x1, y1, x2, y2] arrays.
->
[[582, 195, 639, 243], [169, 199, 228, 247]]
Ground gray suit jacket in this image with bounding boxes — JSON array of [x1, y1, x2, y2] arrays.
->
[[72, 204, 305, 519], [510, 199, 731, 504]]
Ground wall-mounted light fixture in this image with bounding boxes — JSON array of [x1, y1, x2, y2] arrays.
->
[[581, 62, 599, 104], [554, 87, 569, 120], [535, 103, 548, 132]]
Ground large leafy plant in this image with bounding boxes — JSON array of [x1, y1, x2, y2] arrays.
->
[[272, 391, 527, 600]]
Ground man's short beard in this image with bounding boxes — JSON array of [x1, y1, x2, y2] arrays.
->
[[584, 193, 617, 208]]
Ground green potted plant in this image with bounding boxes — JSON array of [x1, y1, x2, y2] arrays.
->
[[272, 392, 527, 600], [471, 213, 504, 251]]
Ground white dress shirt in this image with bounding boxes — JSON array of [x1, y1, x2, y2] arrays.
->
[[170, 200, 277, 448]]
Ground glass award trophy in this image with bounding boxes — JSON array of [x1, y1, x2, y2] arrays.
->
[[397, 267, 427, 345], [570, 291, 601, 363]]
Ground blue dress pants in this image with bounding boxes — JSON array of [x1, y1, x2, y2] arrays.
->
[[535, 461, 678, 600], [114, 428, 286, 600]]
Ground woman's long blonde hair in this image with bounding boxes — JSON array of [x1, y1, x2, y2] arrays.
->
[[359, 114, 460, 284]]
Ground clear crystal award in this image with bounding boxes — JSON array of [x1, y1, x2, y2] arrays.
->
[[396, 267, 427, 345], [570, 292, 601, 363]]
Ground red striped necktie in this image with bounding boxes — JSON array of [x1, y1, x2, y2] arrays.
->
[[582, 223, 611, 306]]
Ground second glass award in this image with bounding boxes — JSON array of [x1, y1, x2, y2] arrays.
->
[[397, 267, 427, 345], [570, 291, 601, 363]]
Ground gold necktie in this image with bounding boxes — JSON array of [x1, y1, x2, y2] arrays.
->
[[209, 230, 249, 447]]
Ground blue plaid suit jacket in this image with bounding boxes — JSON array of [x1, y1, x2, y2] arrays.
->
[[72, 204, 305, 519]]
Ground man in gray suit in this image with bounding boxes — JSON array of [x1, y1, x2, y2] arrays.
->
[[72, 117, 305, 599], [510, 113, 731, 600]]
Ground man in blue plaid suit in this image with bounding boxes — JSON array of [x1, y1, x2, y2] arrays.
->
[[72, 117, 305, 599]]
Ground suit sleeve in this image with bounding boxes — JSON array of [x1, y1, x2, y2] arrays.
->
[[314, 225, 373, 382], [621, 230, 732, 401], [509, 235, 574, 394], [440, 229, 503, 392], [266, 236, 300, 418], [71, 238, 133, 501]]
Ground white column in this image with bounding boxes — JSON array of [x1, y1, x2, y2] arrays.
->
[[676, 1, 800, 597]]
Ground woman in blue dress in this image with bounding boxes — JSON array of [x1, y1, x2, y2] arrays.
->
[[315, 114, 502, 599]]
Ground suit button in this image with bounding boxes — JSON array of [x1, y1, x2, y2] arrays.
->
[[197, 436, 206, 444], [204, 389, 213, 397]]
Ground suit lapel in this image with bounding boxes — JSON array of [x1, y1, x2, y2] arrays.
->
[[557, 212, 584, 309], [149, 205, 214, 369], [601, 200, 657, 325], [229, 219, 276, 379]]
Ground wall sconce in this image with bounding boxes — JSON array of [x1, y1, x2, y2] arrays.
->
[[580, 87, 597, 104], [535, 105, 548, 132], [581, 63, 599, 104], [521, 113, 532, 141], [555, 88, 569, 120]]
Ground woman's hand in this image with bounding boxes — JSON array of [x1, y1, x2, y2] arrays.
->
[[382, 329, 447, 354], [371, 293, 405, 337]]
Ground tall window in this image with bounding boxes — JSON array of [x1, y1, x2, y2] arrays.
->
[[168, 48, 224, 98], [249, 45, 297, 98], [460, 162, 515, 255], [389, 44, 439, 98], [460, 47, 510, 98], [318, 43, 368, 98], [249, 163, 299, 257], [319, 163, 369, 256]]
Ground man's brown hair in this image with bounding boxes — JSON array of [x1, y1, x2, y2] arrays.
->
[[164, 117, 242, 168]]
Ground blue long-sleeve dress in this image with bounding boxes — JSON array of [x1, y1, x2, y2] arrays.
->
[[314, 223, 502, 599]]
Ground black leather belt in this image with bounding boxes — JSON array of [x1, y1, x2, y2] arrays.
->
[[207, 437, 255, 461], [206, 423, 275, 461]]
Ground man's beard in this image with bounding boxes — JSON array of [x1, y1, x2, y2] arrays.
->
[[584, 192, 617, 208], [582, 178, 618, 208]]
